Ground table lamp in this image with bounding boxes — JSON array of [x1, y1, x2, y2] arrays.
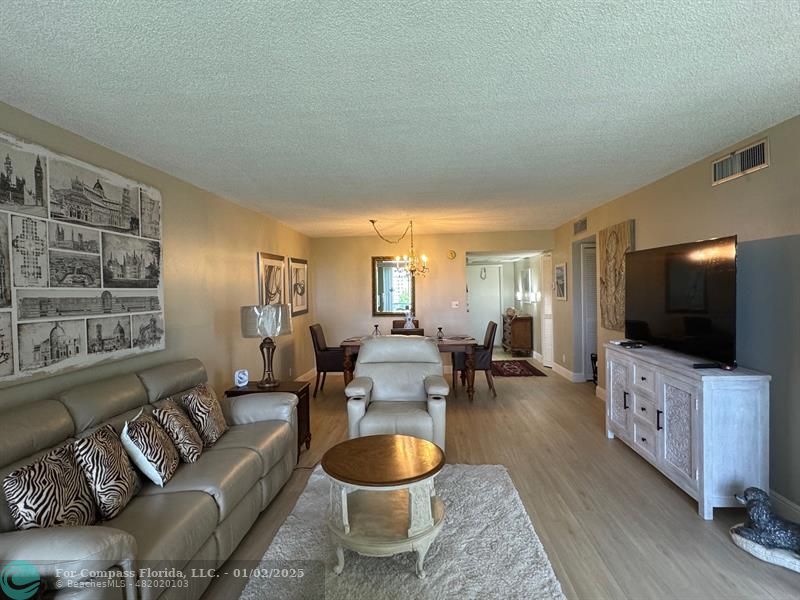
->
[[241, 304, 293, 388]]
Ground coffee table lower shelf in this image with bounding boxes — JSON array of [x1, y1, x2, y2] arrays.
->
[[328, 488, 445, 578]]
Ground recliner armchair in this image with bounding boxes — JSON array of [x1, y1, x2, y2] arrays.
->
[[345, 336, 448, 449]]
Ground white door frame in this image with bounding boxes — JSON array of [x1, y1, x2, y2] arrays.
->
[[580, 244, 597, 382], [541, 253, 554, 367]]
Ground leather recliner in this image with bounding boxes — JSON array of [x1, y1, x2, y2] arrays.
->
[[345, 335, 448, 449]]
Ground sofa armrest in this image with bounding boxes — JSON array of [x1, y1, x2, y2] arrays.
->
[[345, 377, 373, 400], [427, 397, 446, 450], [222, 392, 298, 425], [424, 374, 449, 397], [0, 525, 136, 579], [347, 397, 368, 439]]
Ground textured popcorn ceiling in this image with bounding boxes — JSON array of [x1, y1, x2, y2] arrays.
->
[[1, 1, 798, 237]]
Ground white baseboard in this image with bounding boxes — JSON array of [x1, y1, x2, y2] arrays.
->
[[295, 368, 316, 382], [552, 363, 584, 383], [771, 490, 800, 522], [596, 386, 606, 402], [533, 351, 543, 362]]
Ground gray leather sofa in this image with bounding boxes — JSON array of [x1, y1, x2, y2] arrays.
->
[[0, 359, 298, 600]]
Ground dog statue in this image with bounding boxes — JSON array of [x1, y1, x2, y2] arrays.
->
[[733, 487, 800, 554]]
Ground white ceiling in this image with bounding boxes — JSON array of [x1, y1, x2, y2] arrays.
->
[[1, 1, 798, 238]]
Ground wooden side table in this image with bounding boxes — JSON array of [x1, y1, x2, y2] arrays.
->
[[224, 380, 311, 456]]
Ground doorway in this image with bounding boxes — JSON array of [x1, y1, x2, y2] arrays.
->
[[466, 264, 502, 341], [572, 237, 597, 382]]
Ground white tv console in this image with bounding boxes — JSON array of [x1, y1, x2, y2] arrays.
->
[[604, 343, 770, 519]]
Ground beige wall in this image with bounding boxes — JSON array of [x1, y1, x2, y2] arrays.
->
[[551, 114, 800, 503], [553, 114, 800, 383], [310, 230, 553, 346], [0, 102, 314, 409]]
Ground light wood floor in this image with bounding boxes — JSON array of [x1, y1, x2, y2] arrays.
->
[[204, 359, 799, 599]]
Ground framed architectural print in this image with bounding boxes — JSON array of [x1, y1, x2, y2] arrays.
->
[[258, 252, 285, 305], [0, 131, 165, 386], [554, 263, 567, 300], [288, 257, 308, 316]]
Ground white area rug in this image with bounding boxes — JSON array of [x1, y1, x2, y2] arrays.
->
[[239, 464, 565, 599]]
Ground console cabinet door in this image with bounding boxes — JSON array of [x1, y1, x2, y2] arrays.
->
[[607, 356, 631, 439], [658, 375, 698, 491]]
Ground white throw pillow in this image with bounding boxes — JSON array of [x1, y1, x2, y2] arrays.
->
[[121, 409, 179, 487]]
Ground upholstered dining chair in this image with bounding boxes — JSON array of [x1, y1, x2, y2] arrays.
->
[[309, 323, 345, 397], [452, 321, 498, 398], [345, 335, 448, 449]]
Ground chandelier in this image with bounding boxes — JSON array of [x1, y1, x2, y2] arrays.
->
[[369, 219, 430, 277]]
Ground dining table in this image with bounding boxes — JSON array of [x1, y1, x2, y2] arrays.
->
[[339, 334, 479, 401]]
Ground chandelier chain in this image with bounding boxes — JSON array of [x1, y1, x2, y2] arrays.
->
[[369, 219, 411, 244]]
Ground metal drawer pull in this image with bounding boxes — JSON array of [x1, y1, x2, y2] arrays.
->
[[623, 391, 629, 409], [656, 409, 663, 431]]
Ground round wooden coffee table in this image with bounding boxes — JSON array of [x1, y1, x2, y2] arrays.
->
[[321, 434, 446, 578]]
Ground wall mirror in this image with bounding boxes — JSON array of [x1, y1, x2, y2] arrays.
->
[[372, 256, 416, 316]]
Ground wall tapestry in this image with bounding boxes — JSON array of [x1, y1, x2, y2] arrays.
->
[[597, 219, 635, 331], [288, 257, 308, 316], [258, 252, 285, 305], [0, 132, 164, 385]]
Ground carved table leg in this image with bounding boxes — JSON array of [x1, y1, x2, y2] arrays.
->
[[415, 537, 434, 579], [408, 479, 435, 537], [343, 350, 354, 386], [466, 350, 476, 402], [334, 546, 345, 575], [329, 481, 350, 534]]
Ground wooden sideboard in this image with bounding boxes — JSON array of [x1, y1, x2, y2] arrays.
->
[[502, 315, 533, 356]]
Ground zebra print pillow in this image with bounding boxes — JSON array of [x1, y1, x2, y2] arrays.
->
[[121, 412, 179, 487], [73, 424, 139, 521], [2, 443, 97, 530], [152, 401, 203, 463], [180, 383, 228, 447]]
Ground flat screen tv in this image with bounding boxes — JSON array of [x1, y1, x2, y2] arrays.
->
[[625, 236, 737, 367]]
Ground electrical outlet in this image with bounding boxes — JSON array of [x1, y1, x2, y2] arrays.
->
[[289, 367, 293, 377], [561, 353, 566, 363]]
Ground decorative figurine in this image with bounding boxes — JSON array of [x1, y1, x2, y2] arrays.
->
[[730, 487, 800, 573], [234, 369, 249, 387]]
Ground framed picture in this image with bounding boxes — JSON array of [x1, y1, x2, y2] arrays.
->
[[258, 252, 285, 305], [288, 257, 308, 316], [554, 263, 567, 300]]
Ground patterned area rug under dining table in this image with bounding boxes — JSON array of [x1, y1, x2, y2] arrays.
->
[[491, 360, 547, 377], [239, 464, 565, 600]]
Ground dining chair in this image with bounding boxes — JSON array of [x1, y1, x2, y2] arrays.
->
[[309, 323, 345, 397], [452, 321, 498, 398]]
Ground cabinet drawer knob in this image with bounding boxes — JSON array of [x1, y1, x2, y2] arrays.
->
[[641, 376, 647, 381], [640, 406, 646, 412], [641, 437, 647, 443]]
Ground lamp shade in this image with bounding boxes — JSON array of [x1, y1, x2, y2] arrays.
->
[[241, 304, 293, 338]]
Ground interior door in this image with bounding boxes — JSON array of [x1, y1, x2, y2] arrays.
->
[[581, 245, 597, 381], [466, 265, 502, 341], [541, 254, 554, 367]]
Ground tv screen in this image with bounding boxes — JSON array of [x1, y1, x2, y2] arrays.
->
[[625, 236, 737, 366]]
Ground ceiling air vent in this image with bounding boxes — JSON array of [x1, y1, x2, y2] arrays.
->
[[573, 217, 588, 235], [712, 139, 768, 186]]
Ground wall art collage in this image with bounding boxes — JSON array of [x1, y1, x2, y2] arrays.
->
[[257, 252, 308, 317], [0, 132, 165, 384]]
